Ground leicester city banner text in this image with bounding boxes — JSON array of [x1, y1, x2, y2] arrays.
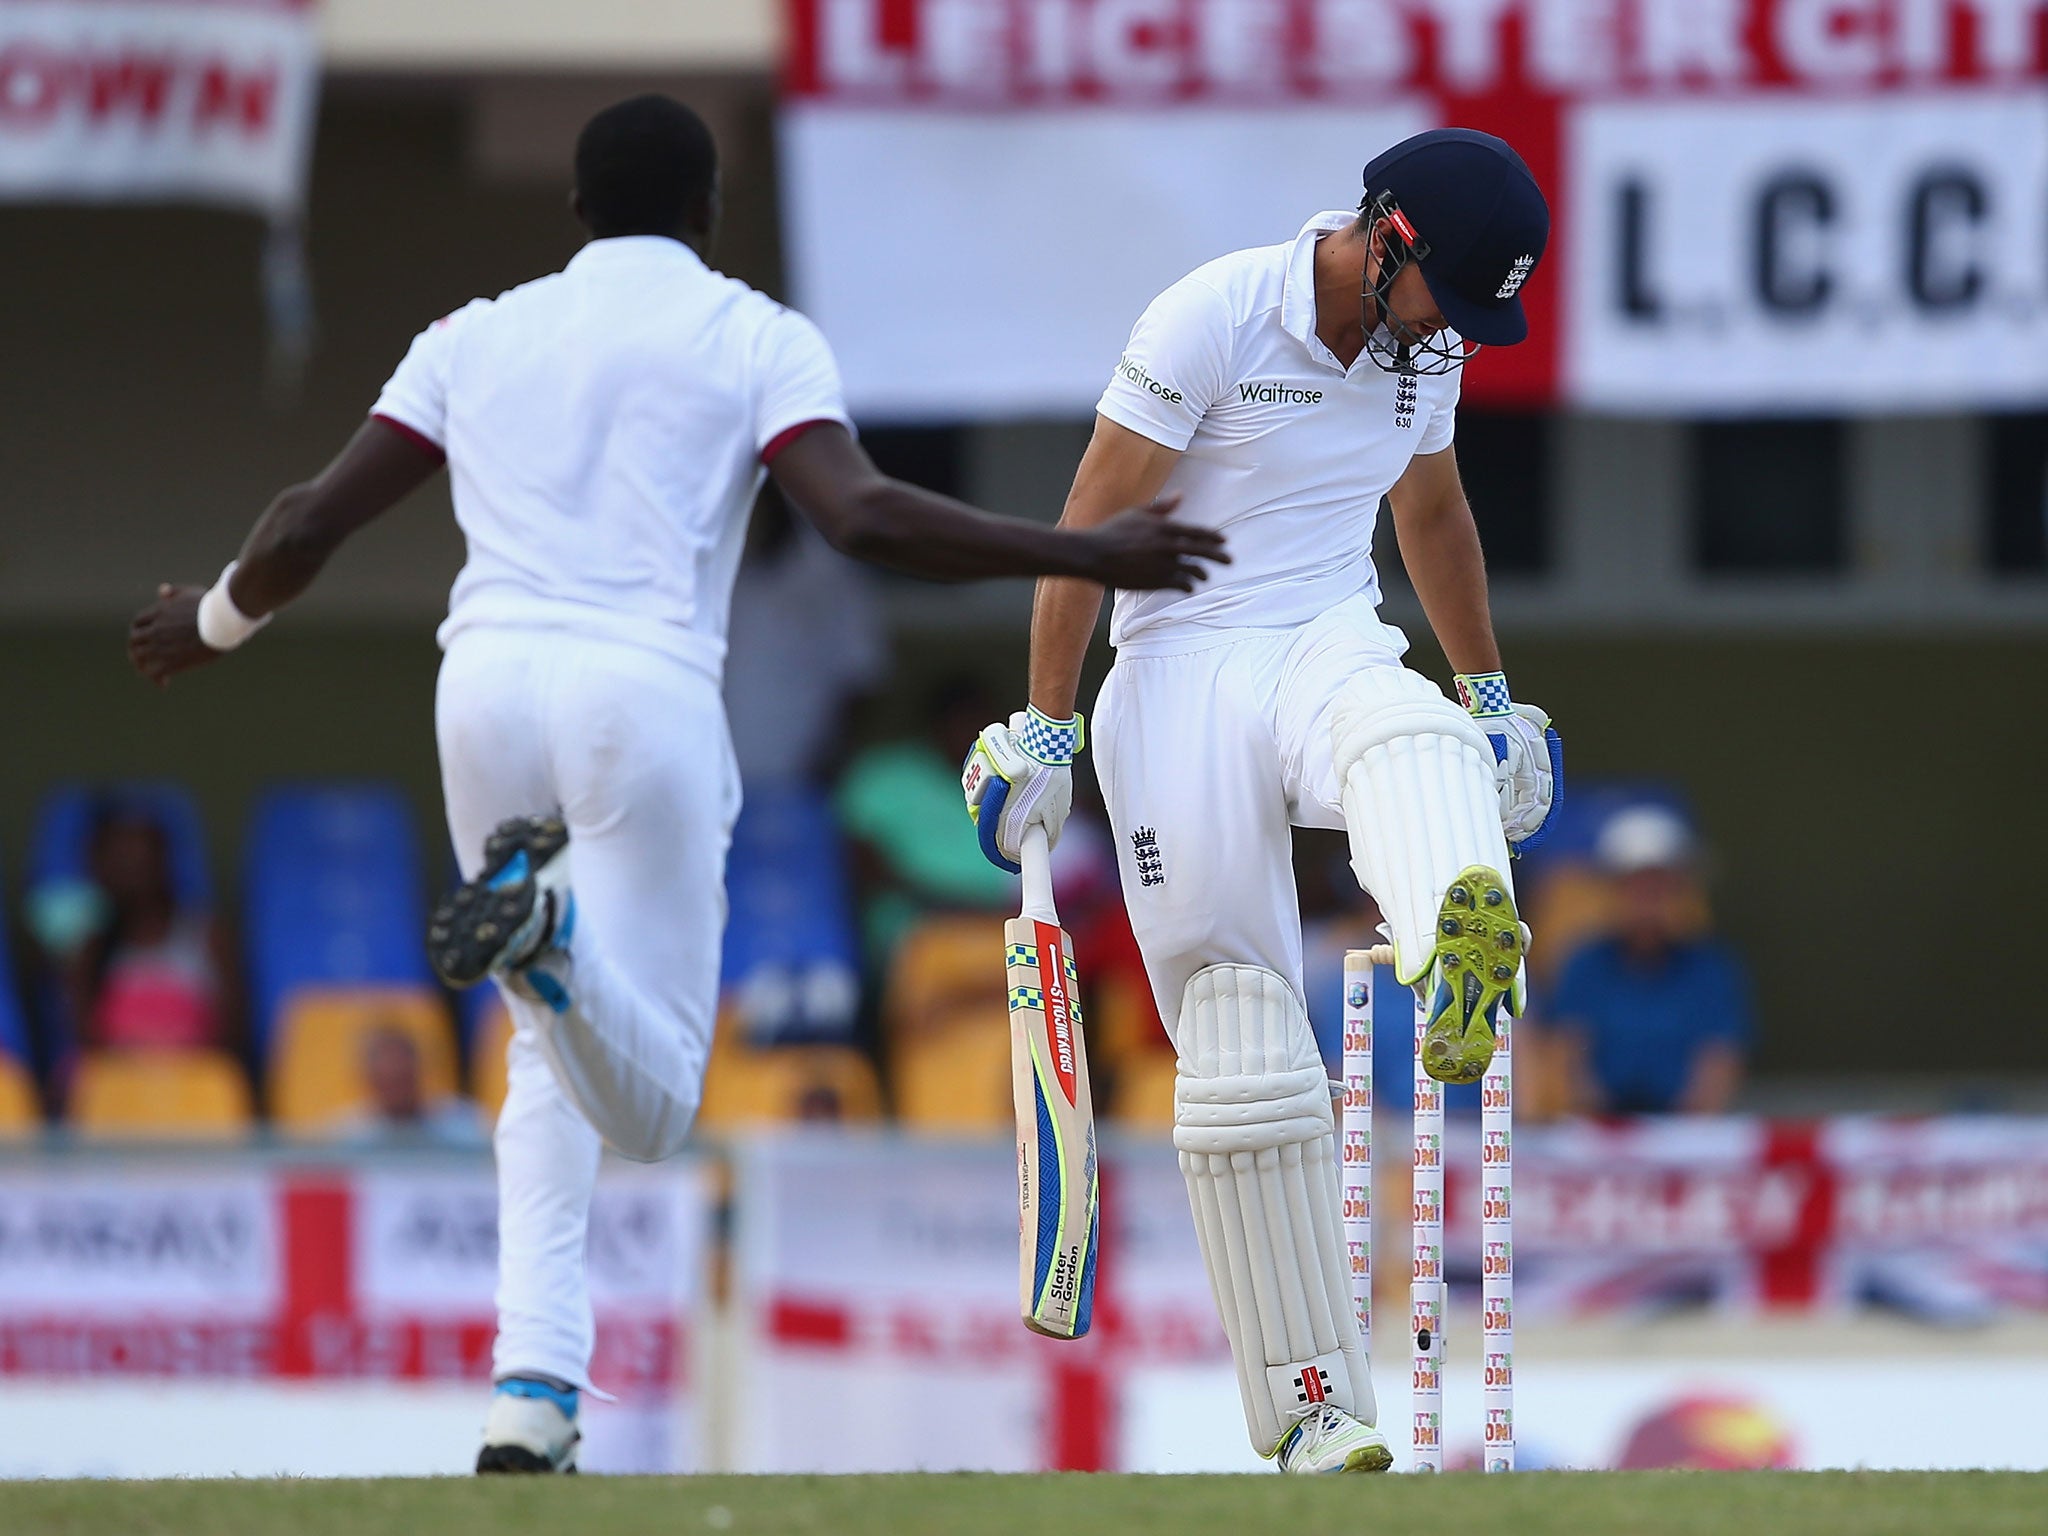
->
[[779, 0, 2048, 418]]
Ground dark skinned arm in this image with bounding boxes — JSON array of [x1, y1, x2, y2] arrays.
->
[[128, 418, 446, 686], [766, 422, 1225, 590]]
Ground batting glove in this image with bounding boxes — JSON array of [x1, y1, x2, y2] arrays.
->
[[962, 706, 1083, 874], [1455, 672, 1564, 855]]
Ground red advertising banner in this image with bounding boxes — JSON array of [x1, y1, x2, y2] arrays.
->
[[780, 0, 2048, 415], [0, 0, 321, 216]]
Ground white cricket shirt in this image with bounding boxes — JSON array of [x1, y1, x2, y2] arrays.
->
[[373, 236, 853, 678], [1096, 211, 1460, 656]]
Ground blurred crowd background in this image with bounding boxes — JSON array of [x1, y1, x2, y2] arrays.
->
[[2, 0, 2046, 1479], [3, 0, 2042, 1135], [0, 720, 1756, 1142]]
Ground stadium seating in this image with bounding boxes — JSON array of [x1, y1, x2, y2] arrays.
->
[[1525, 779, 1696, 868], [244, 783, 436, 1056], [1085, 967, 1164, 1079], [720, 784, 862, 1045], [883, 914, 1014, 1129], [70, 1049, 253, 1140], [0, 847, 34, 1070], [1522, 782, 1709, 988], [891, 1017, 1012, 1130], [1107, 1048, 1178, 1130], [884, 915, 1008, 1044], [0, 1053, 41, 1141], [473, 994, 890, 1130], [698, 1035, 884, 1128], [29, 781, 213, 905], [267, 988, 460, 1133]]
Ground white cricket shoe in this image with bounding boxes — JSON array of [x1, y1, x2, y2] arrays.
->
[[476, 1378, 581, 1475], [1275, 1404, 1394, 1474]]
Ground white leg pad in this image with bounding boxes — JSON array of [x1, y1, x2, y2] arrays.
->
[[1173, 964, 1375, 1457], [1332, 669, 1515, 985]]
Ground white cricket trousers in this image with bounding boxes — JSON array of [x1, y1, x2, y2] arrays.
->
[[436, 626, 738, 1392], [1094, 594, 1409, 1021]]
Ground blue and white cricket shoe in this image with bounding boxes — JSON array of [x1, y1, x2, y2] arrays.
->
[[427, 814, 576, 1011], [477, 1376, 581, 1475], [1275, 1404, 1394, 1474]]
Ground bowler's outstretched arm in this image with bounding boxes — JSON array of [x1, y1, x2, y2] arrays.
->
[[127, 418, 446, 686], [768, 420, 1215, 591]]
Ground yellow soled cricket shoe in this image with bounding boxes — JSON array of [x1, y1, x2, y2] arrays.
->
[[1274, 1405, 1394, 1475], [1419, 865, 1524, 1086]]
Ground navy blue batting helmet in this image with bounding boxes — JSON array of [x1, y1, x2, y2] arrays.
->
[[1361, 128, 1550, 350]]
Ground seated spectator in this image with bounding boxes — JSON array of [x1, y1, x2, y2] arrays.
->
[[836, 676, 1016, 965], [332, 1025, 487, 1148], [795, 1082, 848, 1122], [41, 798, 239, 1066], [1546, 806, 1751, 1115]]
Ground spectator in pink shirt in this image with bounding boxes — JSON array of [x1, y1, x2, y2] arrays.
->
[[64, 801, 240, 1059]]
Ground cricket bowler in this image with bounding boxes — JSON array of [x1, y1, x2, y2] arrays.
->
[[127, 95, 1224, 1474], [965, 129, 1561, 1473]]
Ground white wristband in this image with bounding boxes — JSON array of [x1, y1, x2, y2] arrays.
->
[[195, 562, 272, 652]]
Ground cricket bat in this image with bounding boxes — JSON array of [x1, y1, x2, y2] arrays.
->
[[1006, 824, 1100, 1339]]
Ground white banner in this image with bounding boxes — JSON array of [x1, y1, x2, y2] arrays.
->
[[1565, 90, 2048, 414], [728, 1121, 2048, 1469], [0, 1171, 277, 1314], [781, 0, 2048, 416], [353, 1167, 702, 1314], [781, 103, 1431, 419], [0, 0, 321, 216]]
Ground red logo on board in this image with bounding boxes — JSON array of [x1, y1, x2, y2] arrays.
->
[[1036, 923, 1078, 1108]]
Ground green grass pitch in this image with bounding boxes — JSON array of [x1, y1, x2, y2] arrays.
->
[[2, 1472, 2043, 1536]]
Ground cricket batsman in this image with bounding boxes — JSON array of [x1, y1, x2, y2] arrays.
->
[[965, 129, 1561, 1473], [127, 95, 1224, 1474]]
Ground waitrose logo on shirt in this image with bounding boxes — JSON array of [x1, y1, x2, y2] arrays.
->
[[1237, 381, 1324, 405], [1116, 357, 1183, 403]]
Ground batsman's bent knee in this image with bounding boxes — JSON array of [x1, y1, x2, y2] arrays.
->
[[1331, 669, 1514, 986]]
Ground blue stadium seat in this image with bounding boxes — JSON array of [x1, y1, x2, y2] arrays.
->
[[0, 846, 31, 1066], [458, 972, 499, 1055], [29, 781, 212, 905], [1523, 779, 1696, 870], [720, 782, 860, 1044], [244, 783, 433, 1054]]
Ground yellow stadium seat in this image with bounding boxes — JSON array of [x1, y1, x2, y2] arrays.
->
[[470, 993, 515, 1123], [267, 987, 458, 1132], [1088, 968, 1163, 1077], [699, 1043, 884, 1129], [892, 1009, 1014, 1130], [1523, 866, 1615, 988], [884, 915, 1009, 1047], [0, 1054, 42, 1141], [71, 1049, 253, 1140], [1108, 1047, 1178, 1130]]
